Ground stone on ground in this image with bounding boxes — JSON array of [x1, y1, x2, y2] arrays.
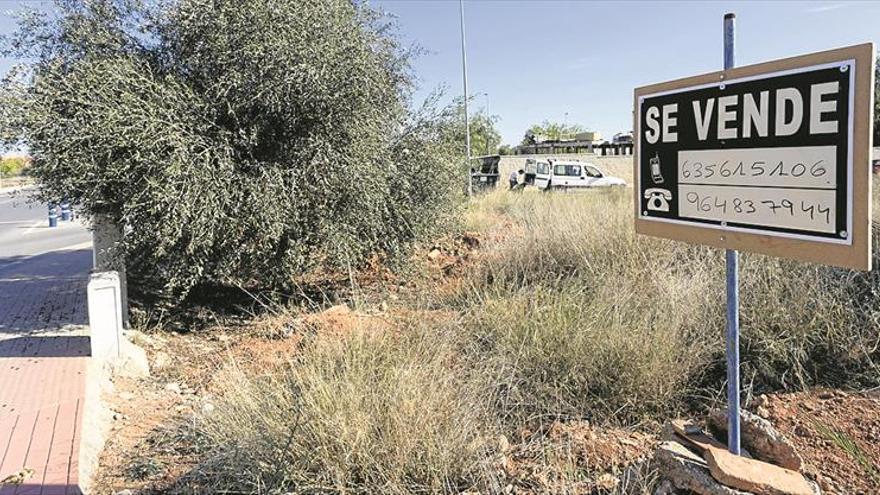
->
[[704, 447, 816, 495], [653, 440, 752, 495], [708, 409, 803, 471]]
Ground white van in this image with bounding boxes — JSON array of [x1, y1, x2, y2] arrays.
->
[[532, 159, 626, 191]]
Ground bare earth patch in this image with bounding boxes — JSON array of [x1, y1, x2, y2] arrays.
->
[[758, 389, 880, 494]]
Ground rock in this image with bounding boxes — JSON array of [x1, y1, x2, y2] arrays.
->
[[152, 351, 171, 370], [164, 382, 182, 394], [653, 441, 752, 495], [118, 391, 135, 401], [109, 339, 150, 379], [201, 402, 216, 415], [113, 490, 134, 495], [427, 249, 442, 260], [704, 447, 816, 495], [707, 409, 803, 471], [663, 420, 754, 459]]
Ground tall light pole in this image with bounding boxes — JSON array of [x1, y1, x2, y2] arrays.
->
[[480, 92, 490, 155], [459, 0, 472, 196]]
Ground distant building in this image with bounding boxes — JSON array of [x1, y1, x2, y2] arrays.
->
[[612, 132, 633, 144], [515, 130, 622, 155], [575, 131, 603, 144]]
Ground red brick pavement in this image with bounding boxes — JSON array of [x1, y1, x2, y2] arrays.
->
[[1, 249, 91, 495]]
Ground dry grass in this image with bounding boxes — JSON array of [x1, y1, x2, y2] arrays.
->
[[191, 318, 501, 494], [184, 179, 880, 494], [460, 185, 880, 417]]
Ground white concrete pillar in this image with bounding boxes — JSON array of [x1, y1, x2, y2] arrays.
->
[[88, 271, 123, 360]]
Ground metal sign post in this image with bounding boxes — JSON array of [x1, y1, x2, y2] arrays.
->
[[723, 12, 741, 456], [634, 16, 874, 455]]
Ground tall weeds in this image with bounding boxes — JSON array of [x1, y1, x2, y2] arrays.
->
[[461, 187, 880, 427]]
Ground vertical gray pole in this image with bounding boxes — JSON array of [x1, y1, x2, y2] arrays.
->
[[459, 0, 472, 196], [723, 12, 741, 456]]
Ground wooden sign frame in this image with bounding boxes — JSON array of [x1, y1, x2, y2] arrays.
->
[[633, 43, 874, 270]]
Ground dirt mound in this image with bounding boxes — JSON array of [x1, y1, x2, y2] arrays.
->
[[758, 389, 880, 494], [298, 304, 391, 335]]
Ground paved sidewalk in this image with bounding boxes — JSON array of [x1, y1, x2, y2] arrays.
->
[[0, 248, 92, 495]]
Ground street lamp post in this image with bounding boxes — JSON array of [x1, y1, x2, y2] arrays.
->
[[459, 0, 472, 197]]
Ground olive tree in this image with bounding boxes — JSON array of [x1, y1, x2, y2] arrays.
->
[[1, 0, 464, 306]]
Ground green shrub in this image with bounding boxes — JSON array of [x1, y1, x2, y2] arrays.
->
[[0, 0, 464, 306], [0, 157, 28, 177]]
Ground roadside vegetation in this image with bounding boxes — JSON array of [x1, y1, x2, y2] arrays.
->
[[166, 175, 879, 494], [0, 156, 28, 178], [0, 0, 466, 307]]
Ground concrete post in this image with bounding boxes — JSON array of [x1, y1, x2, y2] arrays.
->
[[92, 215, 129, 328], [87, 271, 123, 360]]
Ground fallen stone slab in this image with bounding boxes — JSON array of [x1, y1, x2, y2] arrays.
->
[[704, 446, 816, 495], [708, 409, 803, 471], [662, 420, 754, 459], [653, 440, 752, 495]]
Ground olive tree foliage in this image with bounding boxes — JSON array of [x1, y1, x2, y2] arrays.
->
[[0, 0, 464, 305]]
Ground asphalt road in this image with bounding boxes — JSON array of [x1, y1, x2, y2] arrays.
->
[[0, 187, 92, 264]]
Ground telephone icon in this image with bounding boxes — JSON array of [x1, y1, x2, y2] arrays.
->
[[650, 153, 664, 184], [644, 188, 672, 212]]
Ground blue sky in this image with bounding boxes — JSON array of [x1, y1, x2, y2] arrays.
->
[[2, 1, 879, 146], [372, 0, 880, 145]]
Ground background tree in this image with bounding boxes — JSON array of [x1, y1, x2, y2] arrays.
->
[[0, 0, 464, 307], [446, 98, 501, 156], [522, 120, 587, 144], [0, 156, 28, 178], [469, 111, 502, 156]]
